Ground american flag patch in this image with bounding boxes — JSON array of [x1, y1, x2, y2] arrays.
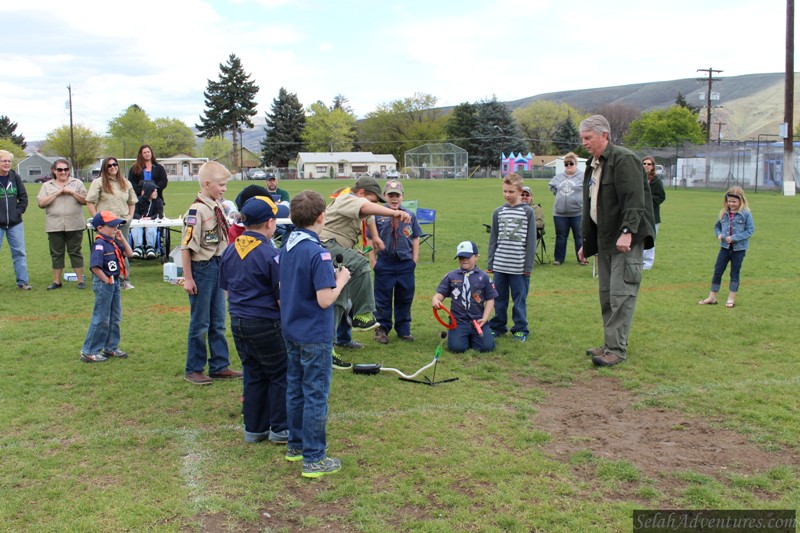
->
[[320, 252, 331, 261], [95, 244, 104, 250], [185, 216, 197, 226]]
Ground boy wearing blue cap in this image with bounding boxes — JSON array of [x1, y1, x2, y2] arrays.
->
[[432, 241, 497, 353], [80, 211, 134, 363], [219, 196, 291, 444]]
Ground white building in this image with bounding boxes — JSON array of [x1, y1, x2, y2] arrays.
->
[[295, 152, 397, 179]]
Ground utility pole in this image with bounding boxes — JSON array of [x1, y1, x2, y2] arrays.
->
[[784, 0, 795, 196], [67, 85, 76, 177], [715, 122, 726, 145], [697, 67, 723, 145]]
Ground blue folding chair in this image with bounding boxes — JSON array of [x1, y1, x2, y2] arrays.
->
[[416, 208, 436, 262]]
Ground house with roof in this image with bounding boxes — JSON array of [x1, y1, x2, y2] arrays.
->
[[295, 152, 397, 179], [16, 153, 62, 182], [159, 154, 209, 182]]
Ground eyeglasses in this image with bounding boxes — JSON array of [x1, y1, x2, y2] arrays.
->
[[107, 162, 119, 167], [564, 162, 575, 167], [0, 159, 12, 164], [55, 168, 70, 172], [643, 162, 654, 166]]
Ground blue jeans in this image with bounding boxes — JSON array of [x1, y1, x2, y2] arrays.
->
[[131, 226, 158, 249], [231, 317, 288, 441], [373, 258, 416, 336], [711, 247, 746, 293], [186, 257, 230, 374], [553, 215, 582, 263], [336, 315, 351, 345], [0, 223, 29, 284], [82, 276, 122, 355], [285, 340, 332, 463], [448, 321, 495, 353], [488, 272, 529, 336]]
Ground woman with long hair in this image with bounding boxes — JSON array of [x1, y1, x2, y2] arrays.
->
[[86, 157, 137, 289], [128, 144, 168, 203], [641, 156, 666, 270], [37, 159, 88, 289]]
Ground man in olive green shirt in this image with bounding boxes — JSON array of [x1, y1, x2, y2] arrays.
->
[[578, 115, 655, 367]]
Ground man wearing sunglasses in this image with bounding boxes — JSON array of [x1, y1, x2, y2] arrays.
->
[[578, 116, 655, 367]]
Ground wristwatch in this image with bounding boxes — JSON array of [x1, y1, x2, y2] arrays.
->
[[621, 227, 631, 235]]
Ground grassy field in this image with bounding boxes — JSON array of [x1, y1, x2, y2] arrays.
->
[[1, 178, 798, 532]]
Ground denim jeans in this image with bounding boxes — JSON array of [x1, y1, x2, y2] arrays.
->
[[553, 215, 582, 263], [285, 340, 332, 463], [186, 257, 230, 374], [448, 321, 495, 353], [373, 258, 416, 336], [82, 276, 122, 355], [131, 226, 158, 249], [0, 223, 29, 284], [711, 247, 746, 292], [488, 272, 529, 336], [231, 317, 288, 441]]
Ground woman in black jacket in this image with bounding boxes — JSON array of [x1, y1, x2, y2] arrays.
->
[[128, 144, 168, 203]]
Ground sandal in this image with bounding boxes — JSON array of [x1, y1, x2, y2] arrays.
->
[[698, 298, 718, 305], [726, 301, 735, 308]]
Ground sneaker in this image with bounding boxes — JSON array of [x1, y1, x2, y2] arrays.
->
[[335, 340, 364, 350], [512, 332, 527, 342], [302, 456, 342, 479], [47, 282, 63, 290], [209, 369, 243, 379], [332, 350, 352, 370], [592, 352, 625, 367], [268, 429, 289, 444], [17, 283, 32, 290], [121, 280, 135, 290], [374, 326, 389, 344], [132, 247, 143, 259], [585, 347, 606, 358], [552, 260, 562, 266], [102, 349, 128, 359], [398, 334, 415, 342], [184, 372, 213, 385], [285, 447, 303, 462], [146, 247, 156, 259], [80, 352, 108, 363], [351, 313, 379, 332]]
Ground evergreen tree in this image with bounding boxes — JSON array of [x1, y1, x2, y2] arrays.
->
[[675, 91, 701, 114], [0, 115, 26, 149], [552, 115, 580, 153], [445, 102, 479, 163], [472, 96, 526, 170], [261, 87, 306, 168], [196, 53, 259, 172]]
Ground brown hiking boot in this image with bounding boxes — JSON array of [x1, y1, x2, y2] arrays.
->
[[374, 327, 389, 344], [185, 372, 213, 385], [585, 347, 606, 357], [592, 352, 625, 367]]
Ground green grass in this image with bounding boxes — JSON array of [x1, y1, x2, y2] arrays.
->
[[1, 179, 798, 531]]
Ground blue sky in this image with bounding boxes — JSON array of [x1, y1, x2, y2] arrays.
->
[[2, 0, 795, 141]]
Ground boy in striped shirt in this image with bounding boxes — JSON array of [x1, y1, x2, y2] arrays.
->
[[486, 173, 537, 342]]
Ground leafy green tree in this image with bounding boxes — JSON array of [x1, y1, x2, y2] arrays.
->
[[472, 96, 526, 170], [106, 104, 153, 159], [261, 87, 306, 167], [302, 101, 357, 152], [196, 53, 259, 171], [0, 138, 27, 160], [359, 92, 446, 162], [445, 102, 479, 159], [149, 118, 196, 157], [624, 106, 705, 148], [513, 100, 585, 154], [199, 136, 233, 160], [552, 115, 580, 154], [42, 124, 104, 178], [0, 115, 26, 149]]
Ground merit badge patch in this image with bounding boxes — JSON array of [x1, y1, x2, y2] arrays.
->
[[183, 226, 193, 246]]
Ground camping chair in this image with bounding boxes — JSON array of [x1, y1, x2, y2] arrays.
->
[[416, 208, 437, 262]]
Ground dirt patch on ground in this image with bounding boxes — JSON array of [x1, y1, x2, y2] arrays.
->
[[532, 375, 798, 495]]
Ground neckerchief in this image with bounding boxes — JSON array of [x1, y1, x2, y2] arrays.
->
[[96, 233, 127, 280], [284, 229, 317, 252], [461, 270, 473, 312], [234, 234, 262, 259], [195, 196, 229, 238]]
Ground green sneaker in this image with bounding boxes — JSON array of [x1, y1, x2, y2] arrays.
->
[[332, 349, 352, 370], [285, 447, 303, 462], [302, 456, 341, 478], [351, 313, 378, 332], [513, 332, 528, 342]]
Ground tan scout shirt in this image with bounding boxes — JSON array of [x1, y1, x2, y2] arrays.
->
[[319, 193, 370, 248], [85, 177, 136, 220], [38, 177, 88, 232], [181, 193, 228, 261]]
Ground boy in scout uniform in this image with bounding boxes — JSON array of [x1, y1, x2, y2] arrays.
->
[[181, 161, 242, 385]]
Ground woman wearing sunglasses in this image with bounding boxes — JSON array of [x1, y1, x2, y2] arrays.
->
[[37, 159, 88, 289], [86, 157, 137, 289], [548, 152, 587, 265]]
